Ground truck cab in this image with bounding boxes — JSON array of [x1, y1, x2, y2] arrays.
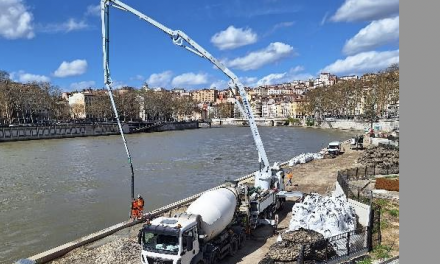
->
[[138, 216, 201, 264], [327, 141, 342, 156]]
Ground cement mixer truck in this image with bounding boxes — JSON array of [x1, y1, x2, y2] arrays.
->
[[137, 186, 247, 264]]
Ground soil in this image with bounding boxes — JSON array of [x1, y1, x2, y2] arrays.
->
[[223, 142, 364, 264]]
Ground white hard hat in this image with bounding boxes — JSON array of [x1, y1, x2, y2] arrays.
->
[[137, 194, 141, 198]]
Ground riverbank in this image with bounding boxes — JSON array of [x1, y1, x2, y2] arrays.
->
[[27, 141, 364, 264], [211, 118, 399, 133], [3, 127, 356, 263], [0, 121, 199, 142]]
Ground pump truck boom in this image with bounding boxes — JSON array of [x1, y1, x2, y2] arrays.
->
[[101, 1, 302, 263]]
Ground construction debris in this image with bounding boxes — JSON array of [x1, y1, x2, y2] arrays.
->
[[288, 153, 323, 167], [50, 238, 141, 264], [258, 229, 336, 263], [357, 145, 399, 174]]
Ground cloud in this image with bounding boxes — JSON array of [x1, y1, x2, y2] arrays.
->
[[224, 42, 295, 71], [273, 21, 295, 30], [211, 26, 258, 50], [240, 77, 258, 86], [70, 81, 95, 90], [210, 80, 228, 89], [39, 18, 89, 33], [85, 5, 100, 17], [256, 66, 312, 86], [12, 70, 50, 83], [320, 12, 329, 26], [331, 0, 399, 22], [343, 16, 399, 55], [171, 73, 208, 87], [130, 74, 145, 81], [0, 0, 34, 39], [146, 71, 173, 87], [54, 59, 88, 77], [265, 21, 295, 36], [322, 50, 399, 75]]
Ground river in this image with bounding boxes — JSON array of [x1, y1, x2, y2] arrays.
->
[[0, 126, 356, 263]]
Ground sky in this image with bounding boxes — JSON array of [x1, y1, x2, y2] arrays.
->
[[0, 0, 399, 91]]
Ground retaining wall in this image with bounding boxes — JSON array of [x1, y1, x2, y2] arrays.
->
[[149, 121, 199, 132], [319, 119, 399, 132], [0, 124, 128, 142]]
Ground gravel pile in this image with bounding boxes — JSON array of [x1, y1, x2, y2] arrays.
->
[[50, 238, 141, 264], [258, 229, 336, 264], [358, 145, 399, 174]]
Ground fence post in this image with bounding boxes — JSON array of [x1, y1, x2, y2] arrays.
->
[[325, 239, 329, 261], [378, 207, 382, 244], [356, 167, 359, 178], [346, 232, 351, 256], [368, 210, 374, 251], [357, 188, 360, 200], [297, 245, 305, 264], [373, 164, 376, 175], [365, 166, 368, 176]]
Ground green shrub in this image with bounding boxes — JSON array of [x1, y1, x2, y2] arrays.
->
[[389, 209, 399, 217], [373, 245, 391, 260], [356, 256, 372, 264]]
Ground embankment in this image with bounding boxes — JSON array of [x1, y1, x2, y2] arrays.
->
[[0, 121, 199, 142], [319, 119, 399, 132]]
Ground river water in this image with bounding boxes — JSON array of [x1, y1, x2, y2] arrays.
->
[[0, 126, 356, 263]]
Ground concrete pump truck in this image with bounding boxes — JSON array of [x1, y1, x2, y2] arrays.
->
[[100, 1, 302, 263]]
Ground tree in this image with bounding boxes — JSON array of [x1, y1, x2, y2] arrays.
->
[[0, 70, 10, 82]]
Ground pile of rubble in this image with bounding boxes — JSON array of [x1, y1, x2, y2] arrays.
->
[[288, 153, 323, 167], [288, 193, 357, 238], [358, 145, 399, 174], [258, 229, 336, 264], [50, 238, 140, 264]]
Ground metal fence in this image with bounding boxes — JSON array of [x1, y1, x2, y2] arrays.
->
[[296, 227, 369, 264], [295, 166, 384, 264]]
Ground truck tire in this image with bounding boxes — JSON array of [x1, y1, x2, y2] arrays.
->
[[229, 239, 238, 256], [238, 232, 246, 249]]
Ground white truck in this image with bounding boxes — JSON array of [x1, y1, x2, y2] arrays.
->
[[137, 174, 296, 264], [137, 187, 245, 264]]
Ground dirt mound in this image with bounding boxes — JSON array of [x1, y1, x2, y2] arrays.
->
[[375, 178, 399, 191], [259, 229, 336, 263], [357, 145, 399, 174]]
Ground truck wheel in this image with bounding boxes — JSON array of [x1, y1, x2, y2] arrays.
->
[[229, 240, 238, 256], [211, 252, 220, 264], [238, 232, 246, 249]]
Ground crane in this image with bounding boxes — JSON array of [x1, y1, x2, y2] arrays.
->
[[100, 0, 275, 204]]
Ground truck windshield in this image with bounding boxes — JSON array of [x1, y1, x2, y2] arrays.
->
[[143, 232, 179, 255]]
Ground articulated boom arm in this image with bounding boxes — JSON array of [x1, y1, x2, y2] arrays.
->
[[101, 0, 270, 170]]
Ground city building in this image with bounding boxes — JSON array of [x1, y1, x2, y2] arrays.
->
[[192, 89, 218, 103]]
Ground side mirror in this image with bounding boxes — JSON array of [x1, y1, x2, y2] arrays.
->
[[137, 230, 143, 245]]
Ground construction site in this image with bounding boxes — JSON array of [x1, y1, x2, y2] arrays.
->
[[9, 1, 399, 263]]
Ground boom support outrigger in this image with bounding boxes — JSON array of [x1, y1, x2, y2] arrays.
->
[[101, 0, 274, 193]]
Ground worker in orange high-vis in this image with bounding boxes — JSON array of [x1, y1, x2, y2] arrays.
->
[[136, 194, 145, 220], [131, 198, 139, 221], [286, 170, 293, 186]]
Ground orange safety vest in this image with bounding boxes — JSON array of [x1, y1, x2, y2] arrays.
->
[[137, 198, 144, 209]]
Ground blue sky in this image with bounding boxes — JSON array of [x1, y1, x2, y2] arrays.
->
[[0, 0, 399, 91]]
